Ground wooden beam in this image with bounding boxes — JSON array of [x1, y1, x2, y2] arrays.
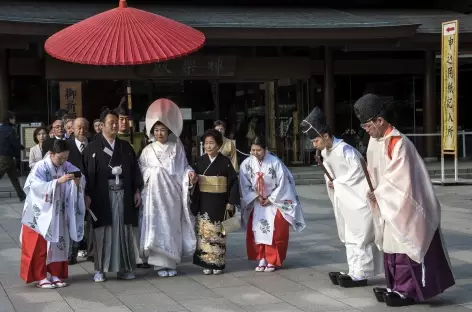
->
[[0, 41, 29, 50]]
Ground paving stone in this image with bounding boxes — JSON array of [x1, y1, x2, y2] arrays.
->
[[178, 298, 246, 312], [118, 293, 185, 312], [212, 285, 282, 305]]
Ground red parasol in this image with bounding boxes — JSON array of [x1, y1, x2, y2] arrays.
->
[[44, 0, 205, 143], [44, 0, 205, 65]]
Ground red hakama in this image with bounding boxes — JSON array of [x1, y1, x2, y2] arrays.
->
[[246, 209, 289, 267], [20, 225, 68, 283]]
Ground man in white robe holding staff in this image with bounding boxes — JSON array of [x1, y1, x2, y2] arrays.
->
[[20, 139, 86, 289], [353, 93, 455, 307], [300, 106, 383, 288], [83, 109, 143, 283]]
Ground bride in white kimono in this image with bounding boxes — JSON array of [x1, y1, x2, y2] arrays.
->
[[139, 98, 197, 277], [240, 137, 306, 272], [20, 139, 86, 289]]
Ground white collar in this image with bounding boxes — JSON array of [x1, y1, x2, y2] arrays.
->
[[75, 137, 87, 145], [209, 154, 217, 163]]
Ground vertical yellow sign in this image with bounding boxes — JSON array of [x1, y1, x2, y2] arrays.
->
[[59, 82, 83, 118], [441, 20, 459, 155]]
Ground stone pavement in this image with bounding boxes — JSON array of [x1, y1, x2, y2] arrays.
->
[[1, 183, 472, 312]]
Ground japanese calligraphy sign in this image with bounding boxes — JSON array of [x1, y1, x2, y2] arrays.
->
[[59, 82, 82, 118], [134, 55, 236, 78], [441, 20, 459, 155]]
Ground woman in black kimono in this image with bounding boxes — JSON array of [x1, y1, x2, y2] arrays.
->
[[192, 129, 240, 275]]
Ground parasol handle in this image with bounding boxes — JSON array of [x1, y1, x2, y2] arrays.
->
[[359, 157, 374, 192], [315, 149, 333, 182], [127, 81, 134, 144]]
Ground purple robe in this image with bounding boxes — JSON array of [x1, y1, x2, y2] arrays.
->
[[384, 229, 455, 301]]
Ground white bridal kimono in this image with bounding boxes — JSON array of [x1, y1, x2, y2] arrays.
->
[[240, 153, 306, 245], [139, 139, 196, 270], [322, 137, 383, 279], [21, 157, 86, 264]]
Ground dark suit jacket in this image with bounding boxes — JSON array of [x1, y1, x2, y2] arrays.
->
[[66, 138, 85, 173]]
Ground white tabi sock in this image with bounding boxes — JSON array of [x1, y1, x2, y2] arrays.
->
[[39, 278, 50, 285], [258, 259, 267, 267]]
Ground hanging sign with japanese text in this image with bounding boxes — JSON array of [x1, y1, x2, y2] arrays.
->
[[441, 20, 459, 155], [59, 81, 83, 118]]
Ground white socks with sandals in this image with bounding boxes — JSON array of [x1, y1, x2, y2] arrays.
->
[[255, 259, 276, 272]]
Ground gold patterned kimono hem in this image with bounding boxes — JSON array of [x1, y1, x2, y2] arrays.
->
[[193, 212, 227, 270]]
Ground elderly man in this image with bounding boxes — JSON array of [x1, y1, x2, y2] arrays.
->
[[67, 118, 91, 264], [42, 118, 66, 153], [353, 93, 455, 307], [65, 119, 74, 139]]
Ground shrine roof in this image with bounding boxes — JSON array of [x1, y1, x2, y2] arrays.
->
[[0, 2, 470, 34]]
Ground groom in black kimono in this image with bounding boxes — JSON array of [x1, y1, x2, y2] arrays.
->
[[82, 109, 143, 282]]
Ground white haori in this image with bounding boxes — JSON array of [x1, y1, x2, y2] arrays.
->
[[367, 127, 440, 264], [21, 156, 86, 264], [139, 139, 196, 269], [322, 137, 383, 279], [240, 153, 305, 245]]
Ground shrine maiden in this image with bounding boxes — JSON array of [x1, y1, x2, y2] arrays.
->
[[301, 106, 383, 288], [83, 109, 143, 282], [139, 98, 197, 277], [240, 137, 305, 272], [353, 94, 455, 307], [191, 129, 240, 275], [20, 139, 86, 289]]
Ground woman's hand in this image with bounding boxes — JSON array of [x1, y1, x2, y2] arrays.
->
[[188, 171, 198, 185], [328, 181, 334, 189], [258, 196, 269, 206], [134, 192, 142, 208], [85, 196, 91, 209], [58, 174, 74, 184]]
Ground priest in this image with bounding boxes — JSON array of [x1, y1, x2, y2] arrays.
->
[[353, 93, 455, 307], [300, 107, 383, 288], [214, 120, 238, 171], [20, 139, 86, 289], [115, 99, 145, 155], [83, 109, 143, 282]]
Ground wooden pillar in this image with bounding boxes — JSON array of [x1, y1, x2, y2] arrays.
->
[[424, 50, 437, 159], [265, 81, 276, 153], [210, 80, 220, 120], [0, 50, 8, 121], [323, 46, 335, 133]]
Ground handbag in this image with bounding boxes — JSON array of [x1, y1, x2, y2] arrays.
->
[[221, 204, 241, 235]]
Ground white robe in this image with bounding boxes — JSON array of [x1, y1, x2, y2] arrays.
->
[[139, 140, 196, 270], [240, 153, 305, 245], [21, 157, 86, 264], [367, 127, 441, 263], [322, 138, 383, 279]]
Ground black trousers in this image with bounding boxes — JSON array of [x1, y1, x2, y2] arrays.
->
[[0, 156, 25, 199]]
